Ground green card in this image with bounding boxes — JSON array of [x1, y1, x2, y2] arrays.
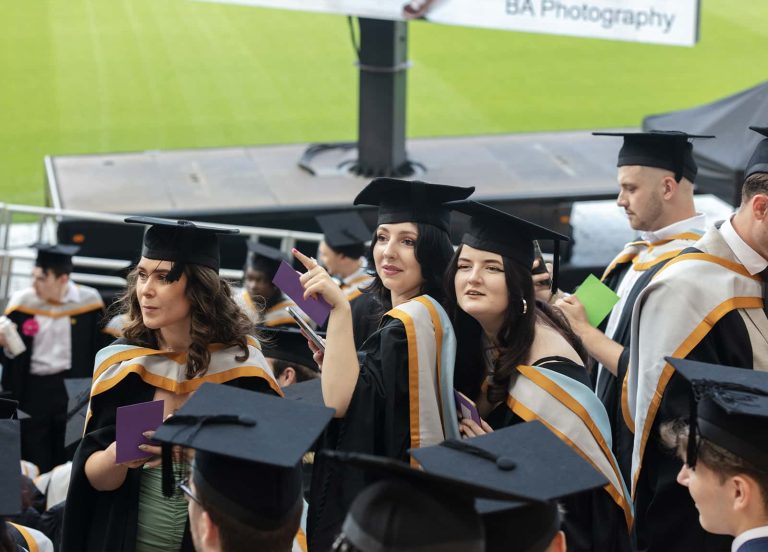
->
[[573, 274, 620, 327]]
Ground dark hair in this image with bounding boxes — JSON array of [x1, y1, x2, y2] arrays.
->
[[38, 265, 71, 278], [328, 242, 366, 260], [271, 358, 319, 383], [362, 222, 455, 308], [660, 419, 768, 510], [741, 172, 768, 202], [116, 263, 251, 379], [445, 244, 587, 403], [200, 495, 302, 552]]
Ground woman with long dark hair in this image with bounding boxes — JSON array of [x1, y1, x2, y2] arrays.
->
[[295, 178, 473, 551], [61, 218, 281, 552], [444, 201, 632, 552]]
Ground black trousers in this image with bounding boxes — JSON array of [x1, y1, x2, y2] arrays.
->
[[21, 373, 67, 473]]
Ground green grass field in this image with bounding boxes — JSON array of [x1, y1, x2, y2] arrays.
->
[[0, 0, 765, 206]]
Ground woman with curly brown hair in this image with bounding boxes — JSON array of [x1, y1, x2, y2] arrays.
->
[[61, 217, 281, 552], [444, 201, 632, 552]]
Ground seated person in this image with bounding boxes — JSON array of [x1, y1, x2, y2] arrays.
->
[[258, 326, 319, 388], [662, 358, 768, 552], [331, 421, 606, 552], [153, 382, 335, 552], [233, 242, 311, 328], [315, 212, 372, 303]]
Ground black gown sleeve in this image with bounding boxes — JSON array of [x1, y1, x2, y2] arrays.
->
[[307, 318, 410, 552]]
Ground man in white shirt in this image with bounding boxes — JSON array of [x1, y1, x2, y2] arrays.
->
[[622, 127, 768, 551], [555, 131, 710, 486], [0, 244, 107, 472]]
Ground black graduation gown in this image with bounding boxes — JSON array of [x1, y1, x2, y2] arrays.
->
[[487, 358, 631, 552], [632, 309, 752, 552], [307, 315, 411, 552], [60, 367, 278, 552], [597, 260, 668, 485], [349, 290, 386, 350]]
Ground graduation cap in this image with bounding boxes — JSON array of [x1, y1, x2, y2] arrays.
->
[[746, 126, 768, 178], [33, 243, 79, 273], [125, 216, 239, 283], [315, 212, 371, 249], [258, 326, 319, 372], [593, 131, 715, 183], [64, 378, 92, 449], [245, 241, 289, 280], [353, 178, 474, 232], [448, 200, 570, 292], [0, 420, 22, 516], [0, 397, 29, 420], [283, 378, 324, 407], [666, 356, 768, 470], [413, 421, 609, 552], [153, 382, 334, 529]]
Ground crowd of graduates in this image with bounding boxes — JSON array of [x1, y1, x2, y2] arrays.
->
[[1, 127, 768, 552]]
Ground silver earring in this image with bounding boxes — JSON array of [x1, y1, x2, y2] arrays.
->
[[521, 298, 528, 314]]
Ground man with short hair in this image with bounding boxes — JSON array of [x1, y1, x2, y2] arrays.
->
[[154, 382, 334, 552], [556, 131, 710, 483], [0, 244, 107, 472], [624, 127, 768, 551], [663, 358, 768, 552]]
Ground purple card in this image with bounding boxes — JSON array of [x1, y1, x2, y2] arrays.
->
[[454, 389, 482, 425], [272, 260, 332, 326], [115, 399, 164, 463]]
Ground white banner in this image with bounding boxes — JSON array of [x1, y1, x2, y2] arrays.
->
[[200, 0, 700, 47]]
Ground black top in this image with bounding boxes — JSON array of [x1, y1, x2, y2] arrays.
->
[[33, 243, 79, 273], [316, 212, 370, 248]]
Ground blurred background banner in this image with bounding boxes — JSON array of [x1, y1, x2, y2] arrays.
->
[[199, 0, 700, 46]]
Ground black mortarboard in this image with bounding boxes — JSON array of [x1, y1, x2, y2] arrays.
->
[[64, 378, 91, 449], [353, 178, 474, 232], [246, 241, 289, 280], [283, 378, 324, 407], [258, 326, 319, 371], [593, 131, 714, 183], [0, 397, 29, 420], [746, 126, 768, 178], [33, 243, 79, 273], [0, 420, 22, 516], [667, 356, 768, 470], [448, 200, 570, 292], [411, 420, 607, 503], [153, 383, 333, 529], [315, 212, 371, 248], [125, 216, 239, 282]]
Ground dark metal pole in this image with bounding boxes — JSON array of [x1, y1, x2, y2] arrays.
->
[[352, 18, 413, 177]]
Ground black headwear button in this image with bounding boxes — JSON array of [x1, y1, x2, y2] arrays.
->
[[495, 456, 517, 471]]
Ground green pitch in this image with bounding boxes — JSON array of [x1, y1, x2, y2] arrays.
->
[[0, 0, 764, 206]]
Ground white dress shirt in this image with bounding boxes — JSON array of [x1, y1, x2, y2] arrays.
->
[[720, 217, 768, 276], [29, 282, 79, 376], [733, 525, 768, 552]]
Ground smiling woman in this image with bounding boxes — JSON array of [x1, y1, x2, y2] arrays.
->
[[61, 217, 282, 552], [444, 200, 633, 551], [296, 178, 473, 550]]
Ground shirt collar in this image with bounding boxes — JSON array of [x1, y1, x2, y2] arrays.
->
[[640, 213, 707, 243], [720, 217, 768, 276], [732, 525, 768, 552], [63, 281, 80, 303]]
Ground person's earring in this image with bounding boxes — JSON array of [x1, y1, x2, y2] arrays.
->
[[521, 298, 528, 314]]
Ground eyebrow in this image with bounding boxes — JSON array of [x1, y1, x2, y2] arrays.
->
[[457, 257, 502, 265], [136, 263, 169, 274]]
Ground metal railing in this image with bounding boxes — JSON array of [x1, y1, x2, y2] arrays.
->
[[0, 203, 324, 300]]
